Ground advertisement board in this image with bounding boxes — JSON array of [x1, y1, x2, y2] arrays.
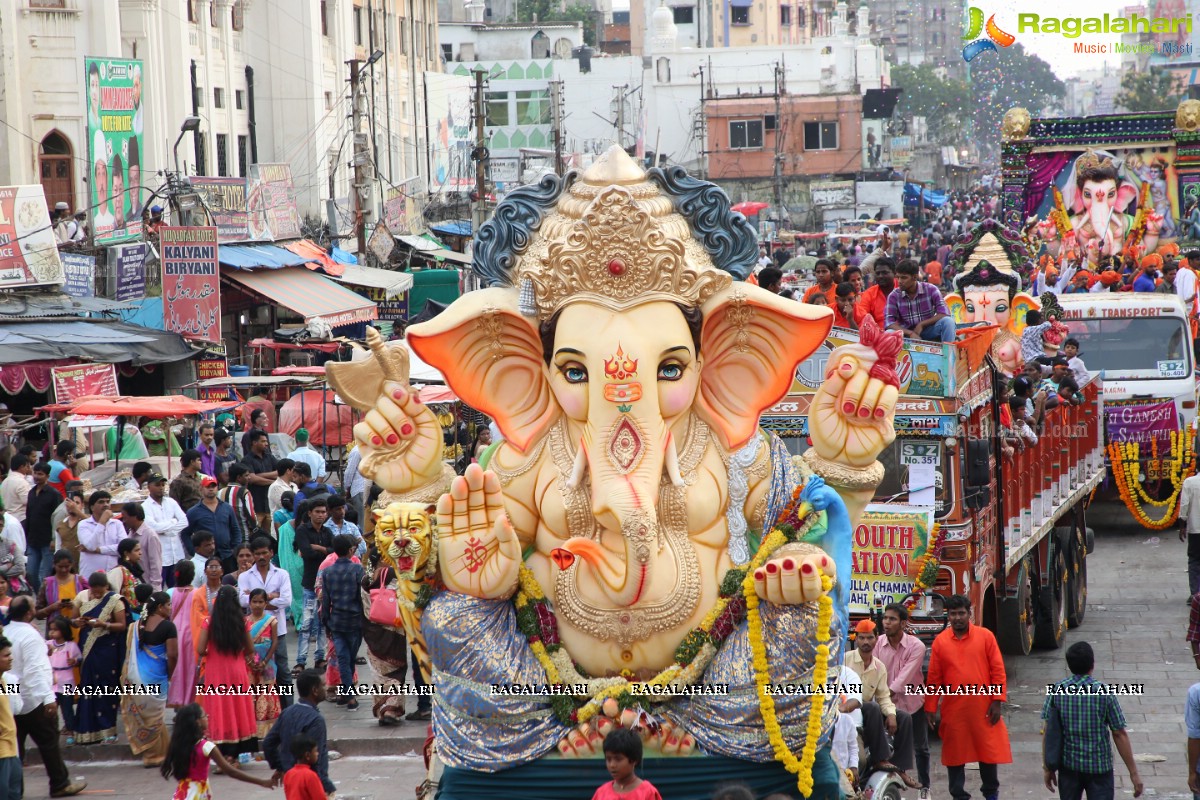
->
[[161, 226, 221, 342], [109, 242, 148, 301], [789, 330, 952, 398], [861, 120, 892, 170], [61, 253, 96, 298], [247, 164, 303, 241], [891, 135, 913, 167], [0, 185, 65, 288], [85, 57, 144, 244], [811, 180, 855, 208], [848, 504, 936, 614], [197, 357, 229, 380], [191, 177, 250, 242], [51, 363, 119, 404], [382, 185, 409, 235]]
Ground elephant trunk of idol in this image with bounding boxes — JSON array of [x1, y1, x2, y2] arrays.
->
[[561, 418, 684, 608]]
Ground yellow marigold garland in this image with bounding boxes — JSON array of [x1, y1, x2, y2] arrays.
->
[[1107, 430, 1195, 530], [744, 564, 834, 799]]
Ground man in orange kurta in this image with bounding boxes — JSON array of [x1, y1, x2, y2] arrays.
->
[[924, 594, 1012, 800]]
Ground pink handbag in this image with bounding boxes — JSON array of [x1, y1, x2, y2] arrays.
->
[[368, 568, 402, 627]]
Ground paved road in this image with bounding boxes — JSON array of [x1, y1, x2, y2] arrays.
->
[[20, 501, 1190, 799]]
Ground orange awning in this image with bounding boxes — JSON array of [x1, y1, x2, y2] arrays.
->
[[224, 267, 376, 327], [283, 240, 346, 277]]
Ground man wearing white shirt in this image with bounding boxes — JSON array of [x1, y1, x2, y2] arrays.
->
[[238, 536, 294, 708], [76, 492, 124, 577], [343, 446, 371, 528], [143, 474, 188, 587], [267, 459, 298, 521], [0, 455, 30, 525], [285, 429, 326, 482], [6, 597, 86, 797]]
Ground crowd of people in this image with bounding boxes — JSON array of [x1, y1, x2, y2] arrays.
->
[[0, 417, 439, 800]]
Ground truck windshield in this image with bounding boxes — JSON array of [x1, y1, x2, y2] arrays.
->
[[1062, 318, 1191, 376]]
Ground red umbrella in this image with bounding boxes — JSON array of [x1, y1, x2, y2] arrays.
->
[[732, 201, 770, 216]]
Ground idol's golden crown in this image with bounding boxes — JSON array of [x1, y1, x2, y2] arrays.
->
[[1075, 149, 1115, 173], [514, 146, 731, 319]]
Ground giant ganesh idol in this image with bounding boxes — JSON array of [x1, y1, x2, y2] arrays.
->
[[327, 147, 902, 800]]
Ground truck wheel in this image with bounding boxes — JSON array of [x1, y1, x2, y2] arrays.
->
[[1067, 531, 1087, 629], [1034, 545, 1068, 649], [997, 557, 1034, 655]]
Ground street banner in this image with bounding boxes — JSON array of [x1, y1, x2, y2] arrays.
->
[[848, 504, 936, 614], [1104, 399, 1179, 449], [61, 253, 96, 298], [247, 164, 303, 241], [424, 72, 474, 193], [383, 185, 408, 234], [811, 181, 854, 208], [0, 185, 65, 288], [368, 221, 395, 263], [85, 57, 144, 245], [191, 177, 250, 242], [108, 242, 148, 301], [197, 357, 229, 380], [51, 363, 119, 404], [161, 226, 221, 343]]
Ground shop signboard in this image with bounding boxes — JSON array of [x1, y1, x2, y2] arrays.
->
[[197, 357, 229, 380], [383, 185, 409, 234], [191, 177, 250, 242], [247, 163, 303, 241], [61, 253, 96, 298], [161, 226, 221, 342], [109, 242, 148, 301], [51, 362, 119, 404], [0, 185, 66, 287]]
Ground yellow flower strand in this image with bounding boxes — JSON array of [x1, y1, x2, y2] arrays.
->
[[745, 567, 834, 799], [1107, 433, 1193, 530]]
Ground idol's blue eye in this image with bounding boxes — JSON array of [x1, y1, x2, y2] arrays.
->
[[658, 363, 683, 381], [563, 366, 588, 384]]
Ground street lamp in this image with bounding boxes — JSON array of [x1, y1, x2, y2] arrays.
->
[[365, 49, 385, 69], [173, 116, 201, 174]]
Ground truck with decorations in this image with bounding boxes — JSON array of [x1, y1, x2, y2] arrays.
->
[[998, 102, 1200, 529], [769, 221, 1105, 654]]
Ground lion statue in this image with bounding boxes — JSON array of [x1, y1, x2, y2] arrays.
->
[[1002, 107, 1031, 141], [372, 501, 438, 681], [1177, 99, 1200, 132]]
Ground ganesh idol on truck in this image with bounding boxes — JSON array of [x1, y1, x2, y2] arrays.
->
[[326, 147, 906, 800]]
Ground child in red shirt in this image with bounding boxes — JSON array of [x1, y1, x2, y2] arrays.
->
[[283, 735, 326, 800], [592, 729, 663, 800]]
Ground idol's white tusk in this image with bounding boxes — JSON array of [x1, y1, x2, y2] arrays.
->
[[567, 441, 588, 489], [664, 433, 685, 488]]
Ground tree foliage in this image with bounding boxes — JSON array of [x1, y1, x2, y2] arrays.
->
[[515, 0, 596, 46], [969, 43, 1066, 160], [1115, 67, 1182, 113], [890, 63, 971, 143]]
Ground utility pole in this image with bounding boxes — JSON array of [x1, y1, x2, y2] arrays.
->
[[349, 58, 370, 257], [613, 84, 627, 150], [472, 68, 489, 234], [772, 62, 785, 228], [550, 80, 565, 176]]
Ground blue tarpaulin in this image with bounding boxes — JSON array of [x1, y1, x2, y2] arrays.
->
[[217, 244, 314, 270], [430, 220, 472, 237], [904, 183, 948, 208]]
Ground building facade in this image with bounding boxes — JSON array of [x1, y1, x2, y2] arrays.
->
[[0, 0, 439, 234]]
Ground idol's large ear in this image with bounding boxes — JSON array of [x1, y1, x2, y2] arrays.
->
[[695, 284, 832, 451], [407, 289, 559, 453]]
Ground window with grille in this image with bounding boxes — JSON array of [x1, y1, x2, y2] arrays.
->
[[731, 5, 749, 24], [355, 7, 363, 45], [236, 90, 245, 110], [729, 119, 764, 149], [29, 0, 67, 8], [803, 121, 838, 150], [321, 1, 329, 36], [238, 135, 248, 177], [216, 134, 229, 176], [780, 5, 791, 25], [187, 0, 197, 22], [232, 1, 245, 31]]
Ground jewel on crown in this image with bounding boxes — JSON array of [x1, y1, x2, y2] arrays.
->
[[1075, 149, 1115, 173]]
